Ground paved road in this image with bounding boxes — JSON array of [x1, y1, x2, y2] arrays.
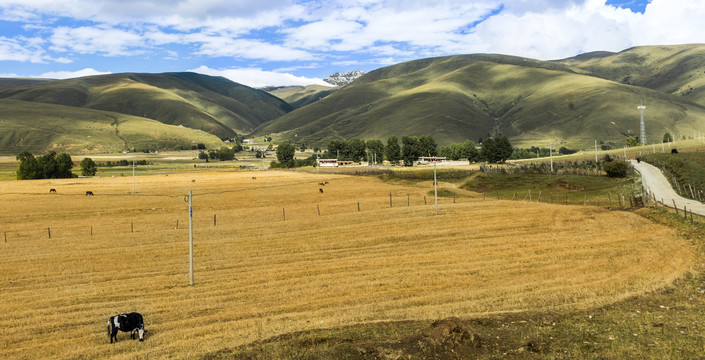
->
[[630, 160, 705, 216]]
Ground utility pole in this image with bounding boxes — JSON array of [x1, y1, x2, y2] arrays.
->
[[132, 159, 135, 194], [595, 140, 598, 162], [187, 191, 194, 286], [550, 143, 553, 173], [434, 161, 438, 215], [638, 102, 646, 146]]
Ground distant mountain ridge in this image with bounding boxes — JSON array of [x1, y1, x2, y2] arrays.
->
[[323, 70, 366, 86], [256, 44, 705, 149], [3, 44, 705, 154], [0, 72, 291, 153]]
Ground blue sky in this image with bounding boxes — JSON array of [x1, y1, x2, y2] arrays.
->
[[0, 0, 701, 87]]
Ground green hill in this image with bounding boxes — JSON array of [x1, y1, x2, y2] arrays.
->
[[0, 72, 292, 141], [559, 44, 705, 103], [256, 46, 705, 149], [266, 85, 339, 108], [0, 98, 224, 154]]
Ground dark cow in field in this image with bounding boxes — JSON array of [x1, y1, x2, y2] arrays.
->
[[319, 188, 324, 193], [108, 312, 147, 343], [49, 188, 56, 193], [672, 148, 679, 154], [85, 191, 94, 196]]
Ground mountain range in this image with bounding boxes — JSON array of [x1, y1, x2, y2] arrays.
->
[[1, 44, 705, 154], [256, 44, 705, 149]]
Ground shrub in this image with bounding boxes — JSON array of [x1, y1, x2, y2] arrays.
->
[[603, 160, 629, 178]]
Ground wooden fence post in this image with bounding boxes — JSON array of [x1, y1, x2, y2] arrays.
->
[[584, 194, 587, 206], [684, 206, 688, 220], [424, 196, 427, 205], [408, 194, 410, 206], [357, 202, 360, 212], [317, 204, 320, 216], [214, 214, 216, 227], [496, 191, 500, 200], [4, 231, 6, 243], [48, 227, 51, 239], [282, 208, 286, 221], [673, 199, 679, 214], [389, 192, 392, 208], [91, 226, 93, 236], [131, 222, 133, 233]]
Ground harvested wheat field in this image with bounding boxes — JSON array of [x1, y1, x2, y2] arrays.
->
[[0, 171, 698, 359]]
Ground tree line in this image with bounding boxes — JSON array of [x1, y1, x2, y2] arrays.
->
[[15, 151, 148, 179], [275, 135, 514, 168], [16, 151, 75, 180]]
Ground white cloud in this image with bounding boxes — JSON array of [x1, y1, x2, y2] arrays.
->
[[35, 68, 112, 79], [49, 26, 145, 56], [188, 65, 331, 88], [189, 35, 315, 61]]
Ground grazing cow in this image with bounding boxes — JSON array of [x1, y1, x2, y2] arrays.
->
[[192, 179, 196, 182], [85, 191, 94, 196], [671, 149, 679, 154], [318, 182, 325, 186], [324, 181, 329, 184], [108, 312, 147, 343], [252, 176, 256, 179], [49, 188, 56, 193], [319, 188, 324, 193]]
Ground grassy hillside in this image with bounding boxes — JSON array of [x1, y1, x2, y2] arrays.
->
[[559, 44, 705, 105], [0, 98, 224, 154], [267, 85, 338, 108], [0, 78, 50, 91], [0, 72, 292, 141], [256, 51, 705, 149]]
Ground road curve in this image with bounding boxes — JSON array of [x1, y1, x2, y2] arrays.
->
[[630, 159, 705, 216]]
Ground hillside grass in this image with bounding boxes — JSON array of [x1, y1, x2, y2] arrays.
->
[[0, 99, 225, 155], [257, 47, 705, 149], [0, 171, 696, 359], [641, 151, 705, 200]]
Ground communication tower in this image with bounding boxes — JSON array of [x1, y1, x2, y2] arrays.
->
[[638, 102, 646, 145]]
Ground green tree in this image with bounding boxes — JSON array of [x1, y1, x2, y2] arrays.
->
[[80, 158, 97, 176], [216, 147, 234, 161], [385, 136, 401, 163], [401, 136, 422, 166], [37, 151, 58, 179], [481, 135, 513, 163], [276, 142, 296, 168], [366, 139, 384, 164], [16, 151, 40, 180], [327, 139, 345, 159], [626, 136, 639, 147], [198, 151, 209, 160], [663, 132, 673, 143], [346, 138, 366, 162], [461, 140, 479, 162], [418, 135, 438, 157], [55, 153, 74, 178], [603, 160, 629, 178]]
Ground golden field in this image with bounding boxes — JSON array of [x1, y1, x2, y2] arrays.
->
[[0, 171, 698, 359]]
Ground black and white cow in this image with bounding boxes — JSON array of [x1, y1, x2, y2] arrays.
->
[[108, 312, 147, 343]]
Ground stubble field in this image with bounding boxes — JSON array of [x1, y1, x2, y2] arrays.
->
[[0, 170, 698, 359]]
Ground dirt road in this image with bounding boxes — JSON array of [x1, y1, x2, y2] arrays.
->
[[630, 160, 705, 216]]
